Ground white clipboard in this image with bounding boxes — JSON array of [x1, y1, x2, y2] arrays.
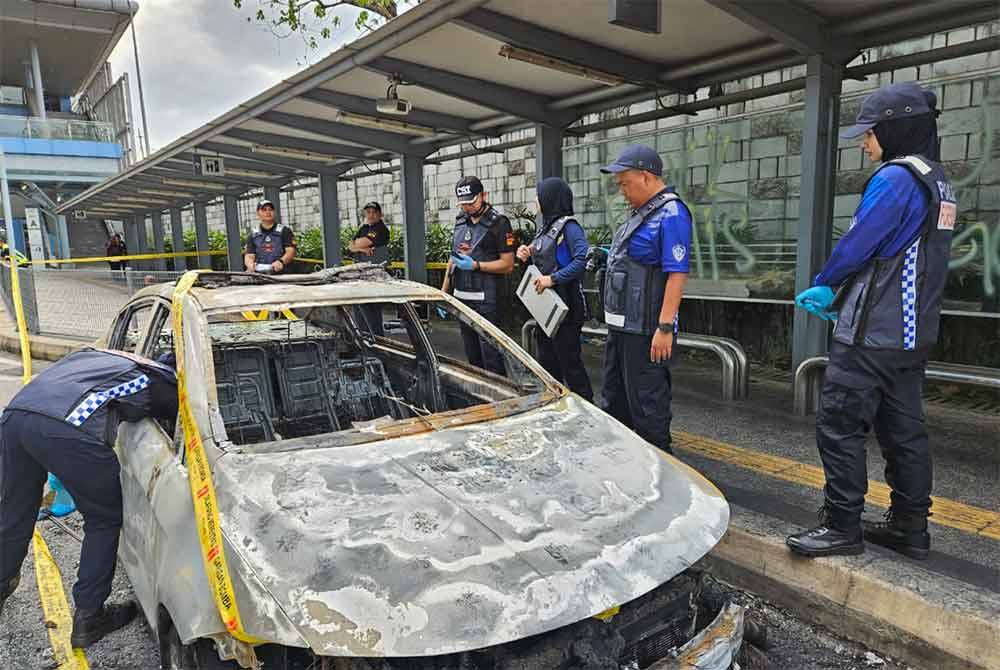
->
[[517, 265, 569, 338]]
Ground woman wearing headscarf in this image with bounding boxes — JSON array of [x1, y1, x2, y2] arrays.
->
[[516, 177, 594, 401], [787, 82, 955, 560]]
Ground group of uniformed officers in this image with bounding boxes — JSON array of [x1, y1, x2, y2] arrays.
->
[[0, 81, 951, 650]]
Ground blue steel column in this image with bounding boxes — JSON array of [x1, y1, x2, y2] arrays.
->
[[264, 186, 282, 223], [170, 208, 187, 271], [151, 211, 166, 271], [193, 202, 211, 269], [319, 173, 342, 268], [400, 155, 426, 284], [223, 195, 243, 271], [534, 123, 564, 179], [792, 55, 842, 370]]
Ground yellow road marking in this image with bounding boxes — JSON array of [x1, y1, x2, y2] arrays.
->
[[673, 431, 1000, 540], [32, 529, 89, 670]]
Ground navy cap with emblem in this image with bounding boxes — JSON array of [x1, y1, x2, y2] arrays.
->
[[455, 176, 484, 204], [600, 144, 663, 176], [363, 201, 381, 212], [256, 199, 275, 211], [841, 82, 934, 139]]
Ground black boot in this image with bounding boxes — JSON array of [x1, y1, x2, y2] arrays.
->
[[70, 601, 139, 648], [863, 510, 930, 560], [0, 574, 20, 616], [786, 508, 864, 558]]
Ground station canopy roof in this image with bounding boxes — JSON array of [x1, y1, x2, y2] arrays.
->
[[58, 0, 999, 218]]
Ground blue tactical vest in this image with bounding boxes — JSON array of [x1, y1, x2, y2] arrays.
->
[[249, 224, 288, 266], [451, 206, 507, 307], [603, 190, 689, 335], [4, 349, 178, 443], [533, 216, 587, 320], [832, 155, 956, 352]]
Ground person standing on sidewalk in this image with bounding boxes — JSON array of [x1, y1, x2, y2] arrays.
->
[[786, 82, 954, 559]]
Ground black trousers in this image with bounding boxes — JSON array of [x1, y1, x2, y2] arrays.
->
[[817, 342, 931, 528], [601, 330, 673, 452], [0, 410, 123, 610], [535, 318, 593, 401], [459, 304, 506, 376]]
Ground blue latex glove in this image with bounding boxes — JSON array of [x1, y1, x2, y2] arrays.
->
[[795, 286, 837, 321], [451, 253, 475, 272], [45, 474, 77, 518], [436, 306, 448, 320]]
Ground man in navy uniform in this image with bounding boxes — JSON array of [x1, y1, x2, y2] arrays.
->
[[787, 82, 953, 559], [244, 199, 295, 274], [441, 176, 515, 376], [600, 145, 693, 454], [0, 349, 178, 647]]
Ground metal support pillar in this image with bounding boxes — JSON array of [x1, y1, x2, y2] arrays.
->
[[264, 186, 282, 223], [193, 202, 211, 269], [792, 55, 842, 370], [29, 41, 46, 121], [55, 214, 70, 260], [151, 211, 166, 271], [534, 123, 564, 179], [169, 208, 186, 271], [123, 217, 139, 267], [319, 173, 341, 268], [400, 155, 426, 284], [223, 195, 243, 271]]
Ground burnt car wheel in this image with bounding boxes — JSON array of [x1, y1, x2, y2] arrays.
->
[[160, 624, 236, 670]]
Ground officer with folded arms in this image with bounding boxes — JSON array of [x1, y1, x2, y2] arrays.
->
[[787, 82, 954, 559], [349, 201, 391, 335], [0, 349, 178, 647], [600, 145, 693, 454], [441, 176, 515, 376]]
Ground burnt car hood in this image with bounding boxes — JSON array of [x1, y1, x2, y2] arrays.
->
[[213, 394, 729, 657]]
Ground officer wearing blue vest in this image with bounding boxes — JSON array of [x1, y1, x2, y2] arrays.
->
[[517, 177, 594, 400], [600, 145, 693, 454], [787, 83, 954, 560], [0, 349, 178, 647], [442, 176, 515, 376], [244, 199, 295, 274]]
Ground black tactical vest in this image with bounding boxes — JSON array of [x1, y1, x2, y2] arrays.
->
[[832, 155, 956, 352], [452, 206, 507, 306], [604, 191, 689, 335], [249, 224, 288, 266], [533, 216, 587, 320]]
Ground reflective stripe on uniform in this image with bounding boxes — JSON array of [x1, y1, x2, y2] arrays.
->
[[454, 289, 485, 302], [65, 374, 150, 426]]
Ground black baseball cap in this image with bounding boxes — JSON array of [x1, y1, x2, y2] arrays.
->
[[363, 201, 381, 212], [600, 144, 663, 176], [256, 199, 275, 211], [841, 82, 935, 139], [455, 176, 484, 204]]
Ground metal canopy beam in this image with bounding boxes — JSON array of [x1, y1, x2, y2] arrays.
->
[[456, 8, 690, 91], [197, 141, 340, 175], [221, 128, 379, 160], [170, 153, 293, 179], [300, 89, 488, 136], [318, 173, 341, 267], [366, 56, 575, 128], [146, 166, 268, 189], [704, 0, 837, 57], [151, 211, 167, 271], [259, 111, 424, 157]]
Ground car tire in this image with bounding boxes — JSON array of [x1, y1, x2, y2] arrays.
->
[[160, 623, 237, 670]]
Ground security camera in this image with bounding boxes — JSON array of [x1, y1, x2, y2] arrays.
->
[[375, 97, 412, 115]]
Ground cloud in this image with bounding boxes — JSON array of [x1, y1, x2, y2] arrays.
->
[[108, 0, 364, 152]]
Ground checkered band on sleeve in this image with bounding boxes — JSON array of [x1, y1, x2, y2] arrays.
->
[[65, 374, 150, 427], [901, 239, 920, 351]]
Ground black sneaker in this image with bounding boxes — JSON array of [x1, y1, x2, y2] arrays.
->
[[786, 508, 864, 558], [0, 574, 20, 616], [70, 601, 139, 648], [863, 510, 930, 560]]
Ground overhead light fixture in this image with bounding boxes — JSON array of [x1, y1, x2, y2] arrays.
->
[[225, 168, 278, 180], [330, 110, 436, 137], [138, 188, 196, 198], [162, 178, 229, 191], [114, 197, 171, 206], [251, 144, 339, 163], [498, 44, 625, 87]]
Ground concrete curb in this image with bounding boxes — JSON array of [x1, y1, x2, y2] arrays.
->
[[0, 328, 84, 362], [705, 521, 1000, 670]]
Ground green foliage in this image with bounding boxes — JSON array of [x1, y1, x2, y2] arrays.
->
[[233, 0, 405, 42]]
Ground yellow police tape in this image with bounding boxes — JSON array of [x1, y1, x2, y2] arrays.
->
[[32, 529, 90, 670], [35, 250, 225, 266], [6, 248, 32, 383], [171, 270, 258, 644]]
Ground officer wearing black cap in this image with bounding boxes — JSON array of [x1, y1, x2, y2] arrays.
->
[[349, 201, 391, 335], [0, 349, 178, 647], [244, 199, 295, 274], [442, 176, 515, 375], [787, 82, 954, 559], [600, 145, 693, 454]]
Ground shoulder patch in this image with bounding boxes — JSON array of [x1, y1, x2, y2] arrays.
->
[[896, 155, 932, 175], [937, 202, 957, 230], [672, 243, 687, 262]]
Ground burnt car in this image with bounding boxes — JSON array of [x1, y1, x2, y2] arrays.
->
[[99, 267, 741, 669]]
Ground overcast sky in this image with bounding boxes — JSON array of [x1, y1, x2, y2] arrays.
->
[[106, 0, 370, 153]]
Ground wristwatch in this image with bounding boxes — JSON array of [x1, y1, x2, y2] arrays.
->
[[474, 260, 481, 271], [656, 322, 674, 334]]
